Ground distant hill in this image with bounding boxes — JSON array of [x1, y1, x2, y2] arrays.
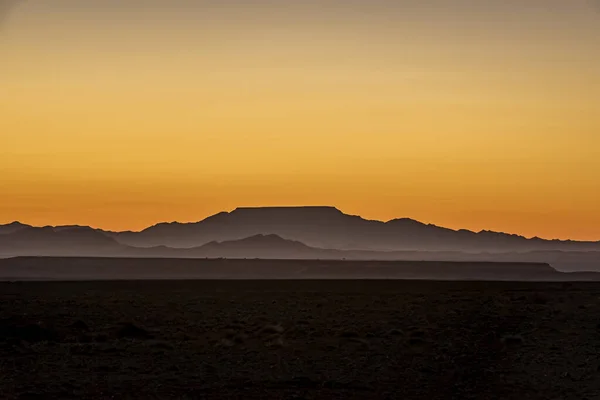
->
[[119, 234, 327, 259], [2, 207, 599, 271], [195, 234, 317, 258], [1, 223, 599, 272], [0, 226, 126, 257], [108, 206, 600, 252], [117, 235, 599, 272], [0, 222, 31, 235]]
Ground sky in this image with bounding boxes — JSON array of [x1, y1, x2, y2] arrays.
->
[[1, 0, 599, 240]]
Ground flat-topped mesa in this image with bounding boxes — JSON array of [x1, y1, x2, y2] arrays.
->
[[229, 206, 345, 222], [232, 206, 342, 214]]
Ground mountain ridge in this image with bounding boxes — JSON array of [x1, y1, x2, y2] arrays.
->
[[0, 221, 32, 235], [2, 206, 599, 253], [1, 226, 599, 271]]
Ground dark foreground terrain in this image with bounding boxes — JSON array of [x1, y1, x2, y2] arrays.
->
[[2, 257, 599, 281], [2, 280, 600, 399]]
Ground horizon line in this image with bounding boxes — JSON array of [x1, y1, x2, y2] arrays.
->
[[1, 205, 598, 243]]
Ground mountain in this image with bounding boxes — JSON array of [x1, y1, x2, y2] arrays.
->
[[118, 234, 327, 259], [0, 222, 31, 235], [196, 234, 317, 258], [113, 206, 364, 249], [115, 234, 599, 273], [1, 224, 599, 271], [3, 207, 600, 269], [0, 226, 126, 257], [110, 206, 600, 252]]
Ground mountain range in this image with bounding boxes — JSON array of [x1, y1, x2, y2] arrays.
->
[[1, 207, 599, 271], [106, 206, 598, 251]]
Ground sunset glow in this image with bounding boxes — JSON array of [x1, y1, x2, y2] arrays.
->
[[1, 1, 599, 239]]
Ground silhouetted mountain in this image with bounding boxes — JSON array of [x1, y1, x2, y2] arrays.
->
[[114, 235, 599, 272], [0, 222, 31, 235], [202, 234, 310, 251], [110, 206, 600, 252], [117, 234, 323, 259], [3, 207, 600, 271], [0, 226, 126, 257], [190, 234, 322, 259], [53, 225, 99, 232], [1, 223, 599, 271]]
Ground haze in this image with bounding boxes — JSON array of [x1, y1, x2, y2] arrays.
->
[[1, 0, 599, 240]]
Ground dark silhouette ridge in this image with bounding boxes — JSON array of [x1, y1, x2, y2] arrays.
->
[[0, 257, 580, 282], [2, 206, 600, 270], [194, 234, 317, 259], [124, 235, 599, 272], [0, 221, 31, 235], [0, 226, 599, 271], [202, 233, 312, 249], [0, 225, 126, 256], [52, 225, 100, 232], [99, 206, 600, 252]]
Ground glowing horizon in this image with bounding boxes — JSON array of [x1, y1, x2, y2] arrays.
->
[[2, 203, 599, 243], [1, 1, 599, 240]]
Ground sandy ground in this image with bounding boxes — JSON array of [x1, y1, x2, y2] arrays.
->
[[2, 280, 600, 399]]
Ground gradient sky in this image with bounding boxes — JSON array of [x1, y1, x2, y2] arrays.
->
[[1, 0, 599, 239]]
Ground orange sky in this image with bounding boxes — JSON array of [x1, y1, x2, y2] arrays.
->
[[1, 1, 599, 240]]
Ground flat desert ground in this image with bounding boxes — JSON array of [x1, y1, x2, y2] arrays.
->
[[3, 277, 600, 399]]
